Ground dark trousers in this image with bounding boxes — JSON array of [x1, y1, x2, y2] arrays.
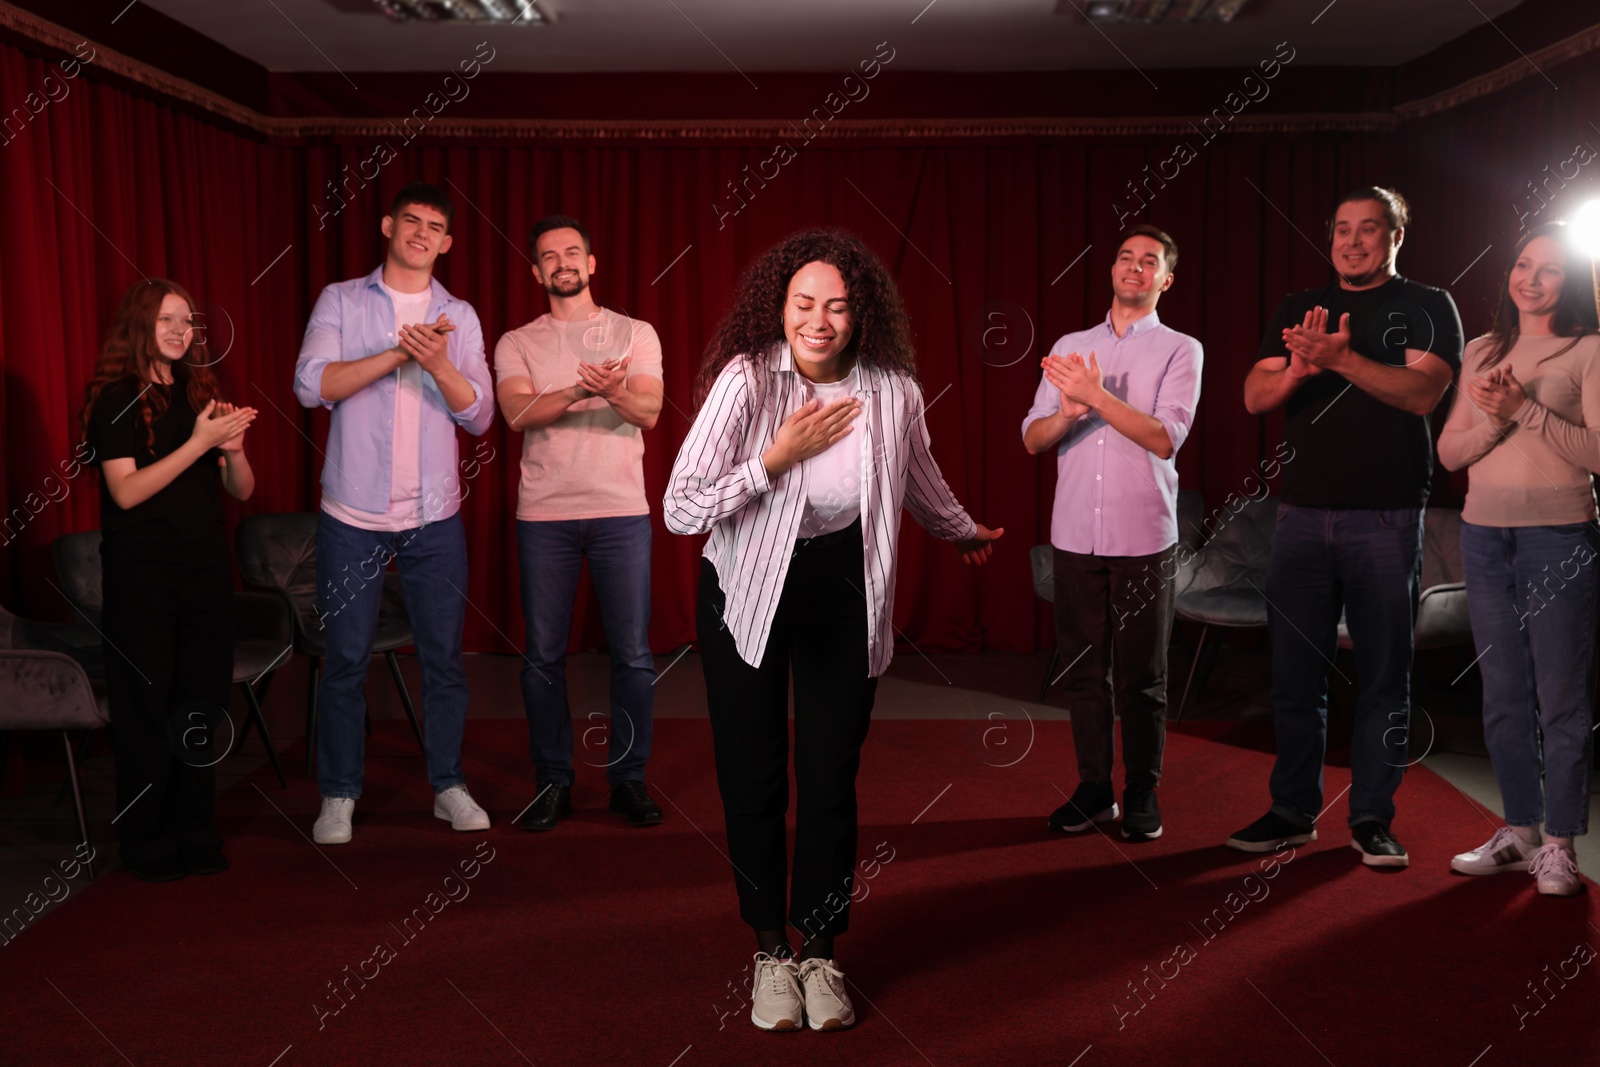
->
[[1265, 505, 1422, 829], [1053, 544, 1177, 789], [101, 550, 231, 867], [698, 521, 877, 942]]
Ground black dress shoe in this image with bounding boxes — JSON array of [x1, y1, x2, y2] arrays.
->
[[518, 783, 572, 832], [126, 854, 188, 883], [182, 846, 230, 875], [609, 780, 664, 827]]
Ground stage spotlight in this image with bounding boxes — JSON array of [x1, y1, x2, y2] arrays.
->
[[1573, 199, 1600, 316]]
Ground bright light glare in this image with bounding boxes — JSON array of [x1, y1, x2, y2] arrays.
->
[[1572, 199, 1600, 257]]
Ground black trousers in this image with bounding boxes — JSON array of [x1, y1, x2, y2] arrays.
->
[[101, 549, 231, 867], [1053, 544, 1177, 790], [698, 521, 877, 942]]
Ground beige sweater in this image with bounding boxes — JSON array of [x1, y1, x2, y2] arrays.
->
[[1438, 333, 1600, 526]]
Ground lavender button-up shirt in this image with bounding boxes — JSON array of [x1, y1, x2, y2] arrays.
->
[[293, 266, 494, 519], [1021, 310, 1202, 557]]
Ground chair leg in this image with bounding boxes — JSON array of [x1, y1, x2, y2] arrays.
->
[[1038, 647, 1060, 702], [1174, 625, 1210, 723], [305, 655, 321, 778], [1195, 630, 1225, 702], [55, 731, 95, 809], [386, 651, 426, 754], [241, 681, 288, 789], [60, 731, 95, 882]]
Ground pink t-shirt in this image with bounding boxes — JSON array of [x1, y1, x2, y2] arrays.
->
[[493, 309, 663, 522]]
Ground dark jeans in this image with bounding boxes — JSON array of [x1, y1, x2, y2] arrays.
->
[[101, 550, 231, 867], [1265, 504, 1422, 829], [698, 520, 877, 942], [515, 515, 654, 788], [1052, 544, 1177, 790], [315, 511, 470, 798]]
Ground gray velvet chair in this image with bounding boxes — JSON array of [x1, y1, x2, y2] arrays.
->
[[1171, 496, 1279, 720], [51, 530, 292, 787], [1033, 488, 1205, 701], [233, 513, 424, 777], [0, 601, 106, 879]]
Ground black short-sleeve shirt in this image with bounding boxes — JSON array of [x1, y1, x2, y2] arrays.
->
[[1257, 276, 1463, 509], [87, 377, 227, 567]]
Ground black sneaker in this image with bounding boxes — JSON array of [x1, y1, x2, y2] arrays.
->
[[1048, 781, 1117, 833], [1225, 811, 1317, 853], [609, 781, 664, 827], [517, 783, 572, 832], [181, 846, 229, 876], [126, 854, 188, 883], [1350, 822, 1409, 868], [1121, 787, 1163, 841]]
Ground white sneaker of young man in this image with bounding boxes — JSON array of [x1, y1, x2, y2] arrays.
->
[[433, 785, 491, 831], [798, 957, 856, 1031], [749, 953, 804, 1032], [313, 797, 355, 845]]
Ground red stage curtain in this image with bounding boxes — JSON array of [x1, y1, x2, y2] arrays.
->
[[4, 33, 1596, 658]]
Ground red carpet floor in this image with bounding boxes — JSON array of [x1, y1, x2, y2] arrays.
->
[[2, 718, 1596, 1067]]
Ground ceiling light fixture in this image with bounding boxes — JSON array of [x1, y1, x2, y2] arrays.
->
[[372, 0, 554, 24], [1058, 0, 1251, 24]]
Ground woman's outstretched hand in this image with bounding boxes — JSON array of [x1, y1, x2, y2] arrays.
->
[[956, 524, 1004, 565]]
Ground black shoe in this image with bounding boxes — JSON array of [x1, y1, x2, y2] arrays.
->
[[1121, 786, 1163, 841], [181, 846, 229, 875], [1048, 781, 1117, 833], [1351, 822, 1409, 868], [518, 783, 572, 832], [609, 780, 664, 827], [1225, 811, 1317, 853], [126, 854, 188, 883]]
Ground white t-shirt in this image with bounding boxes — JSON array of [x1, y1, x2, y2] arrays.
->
[[799, 373, 863, 537], [322, 282, 434, 532]]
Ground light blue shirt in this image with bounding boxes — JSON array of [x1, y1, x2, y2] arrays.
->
[[293, 266, 494, 520], [1021, 310, 1203, 557]]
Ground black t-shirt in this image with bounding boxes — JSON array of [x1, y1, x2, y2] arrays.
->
[[87, 377, 227, 567], [1257, 276, 1463, 509]]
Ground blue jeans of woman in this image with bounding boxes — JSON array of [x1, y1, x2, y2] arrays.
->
[[1461, 521, 1595, 838]]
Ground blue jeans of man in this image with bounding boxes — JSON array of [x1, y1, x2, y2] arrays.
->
[[516, 515, 654, 787], [315, 510, 470, 798], [1461, 521, 1595, 838], [1265, 505, 1422, 829]]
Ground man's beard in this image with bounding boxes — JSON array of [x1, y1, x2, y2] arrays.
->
[[545, 274, 587, 298]]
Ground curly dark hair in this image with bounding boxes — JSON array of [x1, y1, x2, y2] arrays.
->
[[692, 228, 920, 409], [80, 278, 224, 451]]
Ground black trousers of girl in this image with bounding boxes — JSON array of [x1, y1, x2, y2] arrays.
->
[[697, 519, 878, 942], [102, 545, 231, 870]]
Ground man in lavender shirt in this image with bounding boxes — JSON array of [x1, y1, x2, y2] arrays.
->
[[1022, 224, 1202, 843], [293, 182, 496, 846]]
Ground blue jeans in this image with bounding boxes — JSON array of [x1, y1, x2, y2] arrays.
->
[[1265, 505, 1422, 829], [516, 515, 654, 787], [1461, 521, 1595, 838], [315, 511, 470, 798]]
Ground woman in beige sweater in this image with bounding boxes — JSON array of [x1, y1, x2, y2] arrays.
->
[[1437, 222, 1600, 896]]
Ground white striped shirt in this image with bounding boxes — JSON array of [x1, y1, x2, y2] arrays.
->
[[663, 343, 978, 676]]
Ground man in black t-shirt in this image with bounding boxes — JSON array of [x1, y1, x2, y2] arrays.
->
[[1226, 187, 1463, 868]]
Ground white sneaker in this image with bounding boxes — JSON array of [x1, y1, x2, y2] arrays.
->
[[313, 797, 355, 845], [1529, 843, 1581, 897], [1451, 826, 1539, 875], [749, 953, 804, 1032], [797, 957, 856, 1031], [433, 785, 490, 831]]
